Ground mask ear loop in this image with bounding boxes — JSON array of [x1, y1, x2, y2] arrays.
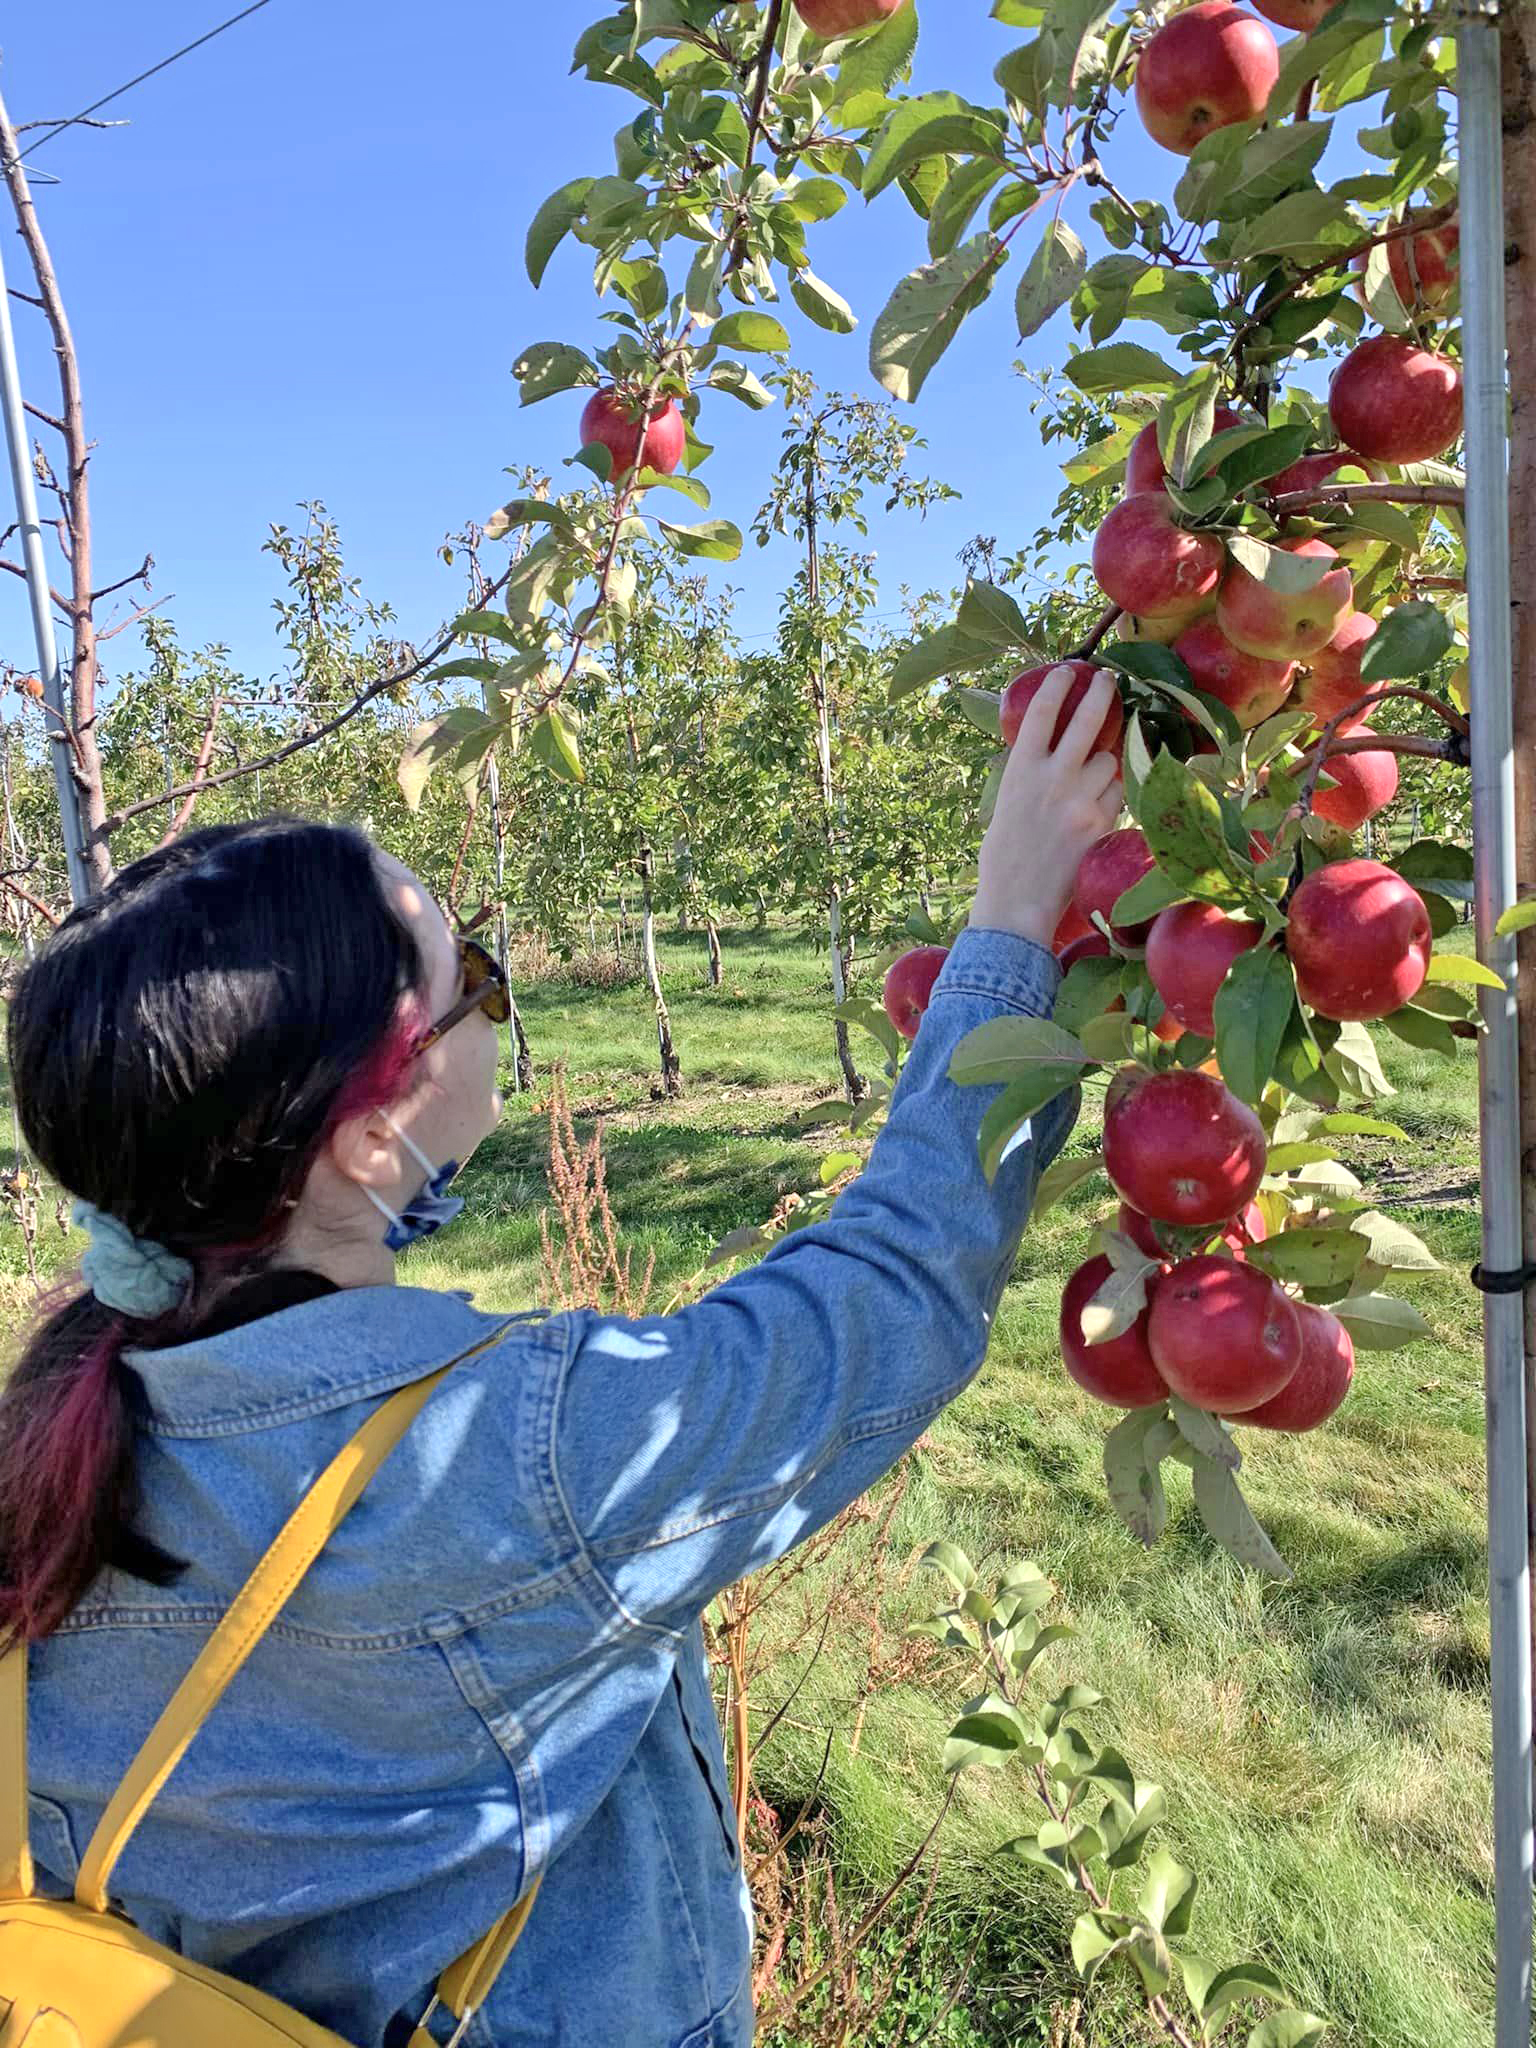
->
[[360, 1115, 440, 1246]]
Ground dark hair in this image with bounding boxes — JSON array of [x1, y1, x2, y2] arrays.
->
[[1, 818, 429, 1643]]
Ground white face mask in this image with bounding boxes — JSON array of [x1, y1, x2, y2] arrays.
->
[[362, 1113, 465, 1252]]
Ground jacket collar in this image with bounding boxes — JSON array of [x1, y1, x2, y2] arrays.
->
[[123, 1285, 532, 1437]]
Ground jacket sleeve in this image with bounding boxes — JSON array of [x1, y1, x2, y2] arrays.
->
[[548, 927, 1079, 1639]]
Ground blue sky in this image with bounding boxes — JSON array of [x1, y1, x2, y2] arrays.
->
[[0, 4, 1189, 679]]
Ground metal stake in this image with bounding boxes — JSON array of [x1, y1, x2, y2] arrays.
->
[[1455, 12, 1534, 2046]]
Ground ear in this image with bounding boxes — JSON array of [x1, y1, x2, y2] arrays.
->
[[323, 1107, 403, 1197]]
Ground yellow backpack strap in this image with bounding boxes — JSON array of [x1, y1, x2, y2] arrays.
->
[[0, 1640, 34, 1900]]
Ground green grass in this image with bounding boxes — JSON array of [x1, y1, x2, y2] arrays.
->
[[0, 915, 1500, 2047]]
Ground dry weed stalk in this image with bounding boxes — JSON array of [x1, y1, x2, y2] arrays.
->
[[536, 1067, 655, 1316]]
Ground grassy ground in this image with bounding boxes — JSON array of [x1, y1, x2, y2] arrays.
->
[[0, 916, 1498, 2047]]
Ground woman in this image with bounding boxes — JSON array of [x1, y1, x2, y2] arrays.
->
[[4, 666, 1122, 2048]]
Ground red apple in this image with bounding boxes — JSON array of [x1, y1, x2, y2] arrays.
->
[[1286, 858, 1433, 1021], [1269, 447, 1387, 499], [1124, 408, 1245, 495], [1118, 1200, 1268, 1261], [1173, 615, 1295, 728], [1242, 1301, 1355, 1431], [1328, 336, 1463, 465], [1311, 729, 1399, 831], [794, 0, 907, 33], [1252, 0, 1340, 26], [1059, 930, 1112, 971], [1001, 660, 1125, 759], [1295, 613, 1379, 731], [1147, 1256, 1302, 1414], [1353, 215, 1460, 312], [1134, 3, 1280, 156], [882, 945, 949, 1040], [1054, 901, 1094, 951], [1060, 1256, 1170, 1409], [1216, 537, 1354, 662], [579, 389, 687, 482], [1103, 1067, 1268, 1227], [1092, 495, 1226, 621], [1073, 829, 1158, 945], [1145, 902, 1267, 1038]]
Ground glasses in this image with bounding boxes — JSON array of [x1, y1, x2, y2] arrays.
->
[[414, 938, 511, 1055]]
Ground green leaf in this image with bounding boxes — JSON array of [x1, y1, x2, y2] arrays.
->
[[889, 621, 997, 700], [1139, 749, 1248, 902], [1157, 370, 1219, 490], [1227, 534, 1339, 597], [398, 708, 500, 812], [1359, 599, 1454, 681], [1071, 1911, 1127, 1983], [1169, 1397, 1240, 1471], [1080, 1254, 1158, 1346], [1199, 1960, 1291, 2021], [1064, 343, 1184, 397], [484, 497, 571, 542], [1246, 2015, 1329, 2048], [928, 158, 1008, 258], [1015, 221, 1086, 338], [954, 685, 1003, 739], [525, 176, 595, 286], [1330, 1291, 1432, 1350], [950, 1015, 1089, 1086], [791, 269, 858, 334], [529, 704, 584, 784], [1209, 424, 1313, 495], [1214, 945, 1296, 1106], [833, 0, 920, 99], [870, 235, 1008, 404], [1347, 1211, 1441, 1272], [1102, 1781, 1168, 1869], [1055, 955, 1125, 1036], [512, 341, 599, 406], [1110, 866, 1189, 930], [1496, 899, 1536, 936], [1140, 1849, 1198, 1937], [943, 1694, 1038, 1772], [1185, 121, 1332, 225], [1228, 188, 1355, 262], [1103, 1405, 1173, 1549], [918, 1539, 977, 1592], [1315, 1113, 1408, 1140], [862, 93, 1006, 202], [1191, 1455, 1293, 1580], [1394, 838, 1474, 901], [1380, 1004, 1459, 1057], [707, 359, 776, 409], [710, 311, 790, 355], [1324, 1018, 1396, 1101], [1424, 953, 1504, 990], [1246, 1227, 1368, 1290], [656, 517, 743, 561], [1032, 1151, 1103, 1217], [979, 1070, 1083, 1180]]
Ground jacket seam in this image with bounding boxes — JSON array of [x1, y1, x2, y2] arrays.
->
[[433, 1635, 549, 1880]]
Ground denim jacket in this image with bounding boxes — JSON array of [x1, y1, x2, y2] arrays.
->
[[27, 928, 1073, 2048]]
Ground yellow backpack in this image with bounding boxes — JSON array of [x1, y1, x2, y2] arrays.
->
[[0, 1347, 541, 2048]]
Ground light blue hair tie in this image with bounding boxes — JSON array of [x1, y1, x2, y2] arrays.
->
[[73, 1200, 194, 1319]]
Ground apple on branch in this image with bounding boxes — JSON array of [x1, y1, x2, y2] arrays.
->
[[1060, 1257, 1170, 1409], [1311, 729, 1399, 831], [1242, 1302, 1355, 1432], [1073, 828, 1158, 945], [1001, 660, 1124, 761], [1353, 214, 1460, 313], [1294, 612, 1379, 730], [579, 388, 686, 485], [1091, 494, 1226, 620], [1286, 858, 1432, 1021], [1145, 902, 1267, 1038], [882, 945, 949, 1040], [1328, 336, 1463, 465], [1147, 1256, 1302, 1415], [1216, 538, 1354, 662], [793, 0, 908, 36], [1123, 409, 1245, 495], [1103, 1067, 1268, 1228], [1118, 1200, 1268, 1262], [1173, 615, 1296, 728], [1134, 2, 1280, 156]]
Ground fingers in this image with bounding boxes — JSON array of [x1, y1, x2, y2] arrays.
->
[[1014, 661, 1077, 758], [1052, 668, 1119, 770], [1082, 750, 1122, 801]]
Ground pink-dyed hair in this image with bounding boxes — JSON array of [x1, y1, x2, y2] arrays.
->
[[0, 991, 430, 1645]]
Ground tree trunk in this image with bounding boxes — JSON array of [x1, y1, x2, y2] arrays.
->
[[804, 458, 866, 1104], [637, 843, 682, 1098], [486, 754, 531, 1093], [1501, 0, 1536, 1722], [706, 916, 723, 988]]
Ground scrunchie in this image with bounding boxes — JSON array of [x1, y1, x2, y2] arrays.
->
[[73, 1200, 194, 1318]]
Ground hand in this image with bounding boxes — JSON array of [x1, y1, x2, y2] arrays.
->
[[970, 664, 1125, 948]]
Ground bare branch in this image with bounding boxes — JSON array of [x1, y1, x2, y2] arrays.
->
[[0, 555, 72, 615], [1073, 603, 1122, 658], [91, 553, 153, 604], [22, 399, 65, 435], [0, 871, 59, 927], [98, 593, 171, 643], [1268, 482, 1465, 516], [157, 697, 224, 848]]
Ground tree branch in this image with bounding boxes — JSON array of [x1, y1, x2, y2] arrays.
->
[[156, 697, 224, 848], [22, 398, 65, 435], [1073, 604, 1122, 658], [0, 554, 71, 615], [97, 593, 171, 643], [105, 570, 510, 830], [0, 870, 59, 927], [1267, 482, 1465, 516], [91, 553, 153, 604]]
